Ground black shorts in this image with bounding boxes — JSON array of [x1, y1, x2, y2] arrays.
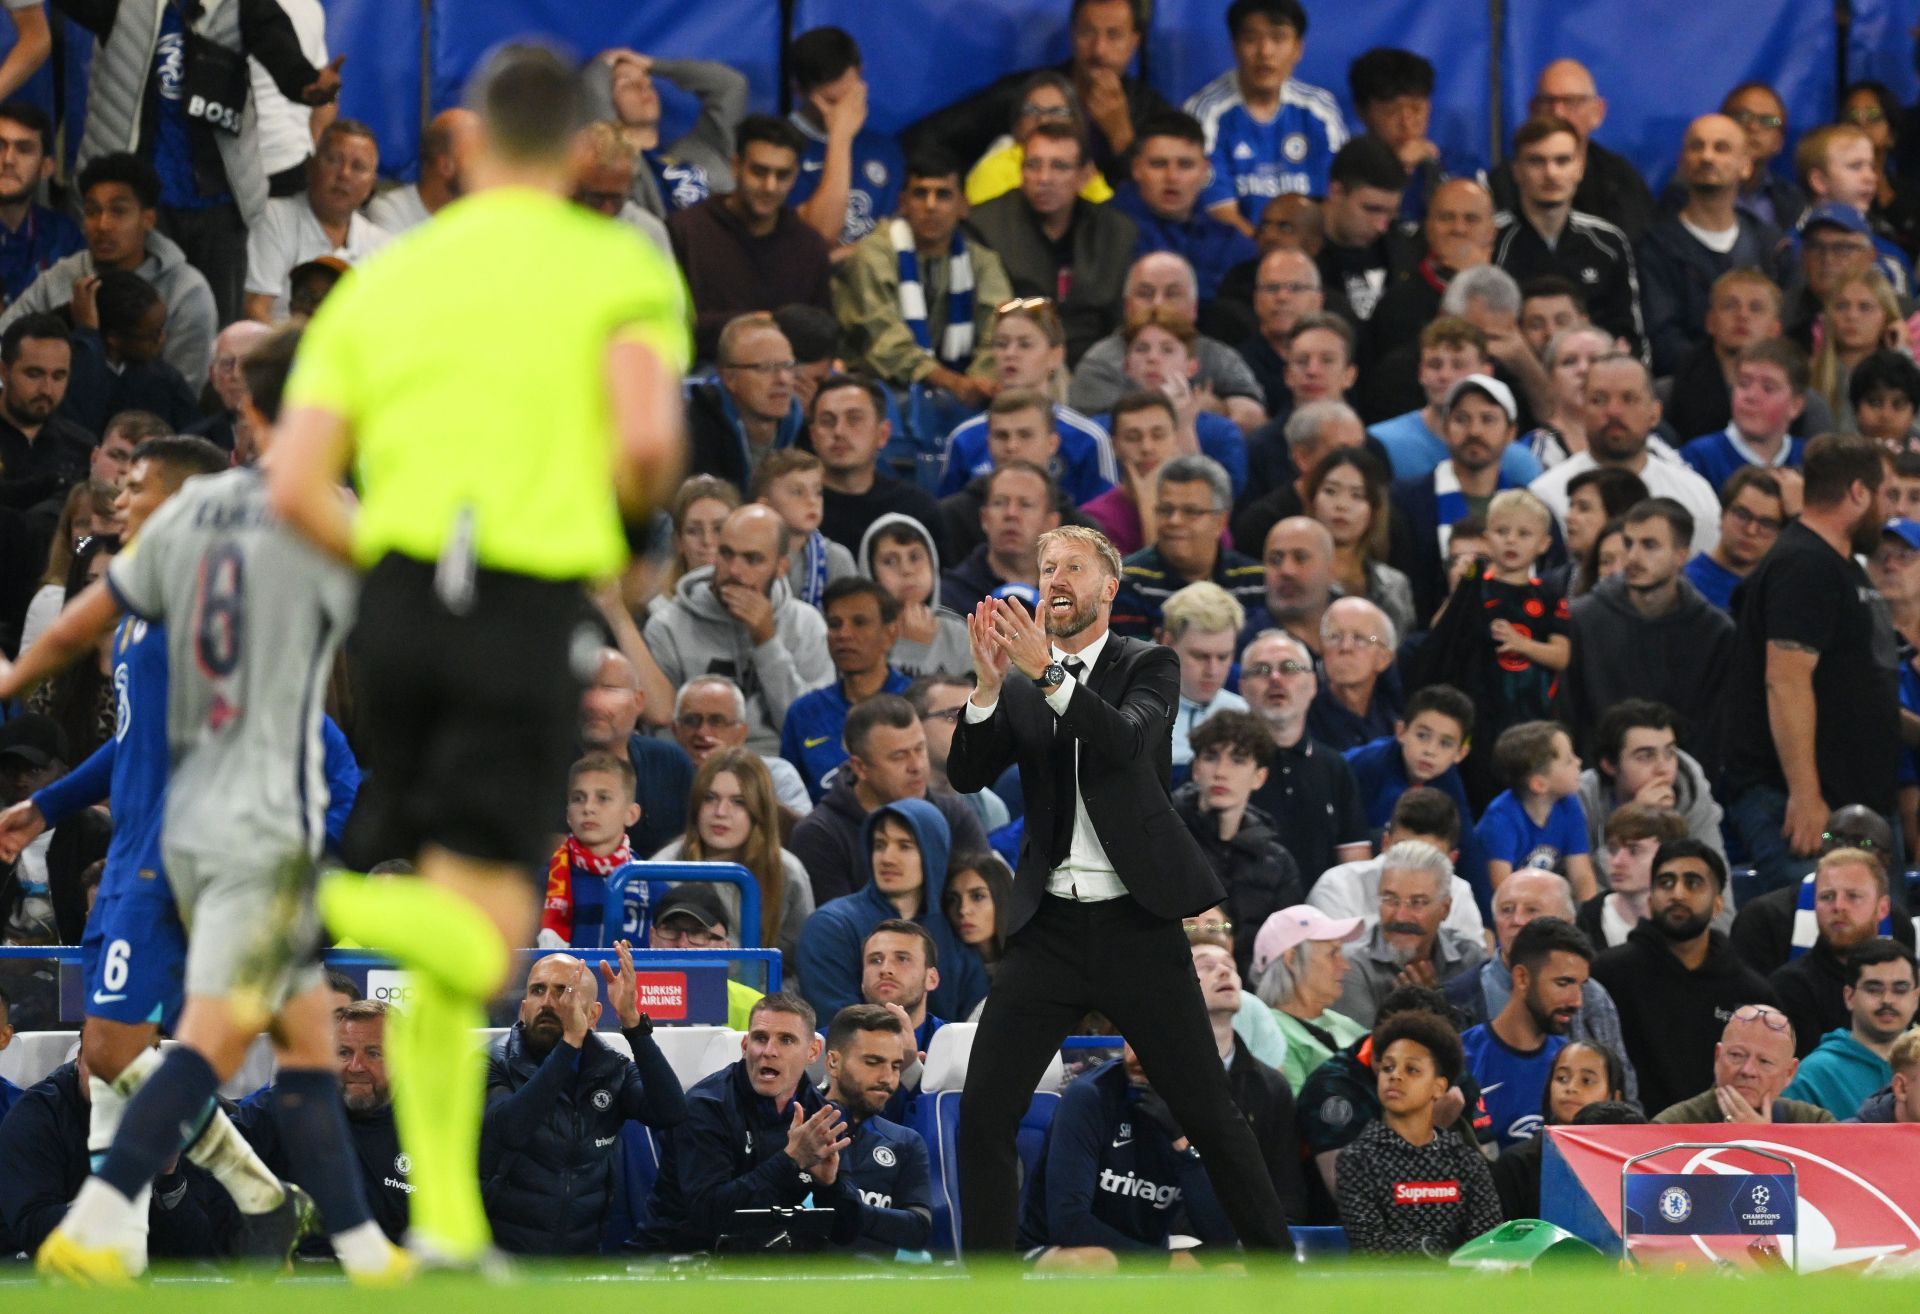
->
[[346, 554, 596, 874]]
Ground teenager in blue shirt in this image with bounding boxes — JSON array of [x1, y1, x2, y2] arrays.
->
[[1679, 339, 1808, 493], [785, 27, 903, 250], [1682, 466, 1786, 613], [782, 580, 911, 801]]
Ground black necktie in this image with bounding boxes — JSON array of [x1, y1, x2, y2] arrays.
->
[[1049, 657, 1086, 867]]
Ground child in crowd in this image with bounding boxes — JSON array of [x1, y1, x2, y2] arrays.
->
[[540, 753, 654, 949], [857, 512, 969, 676], [1474, 722, 1596, 899], [1578, 802, 1687, 950], [1344, 684, 1474, 832], [1883, 450, 1920, 522], [1336, 1009, 1502, 1254], [755, 448, 856, 609], [1851, 349, 1920, 454]]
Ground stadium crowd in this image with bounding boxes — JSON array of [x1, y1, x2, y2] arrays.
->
[[3, 0, 1920, 1272]]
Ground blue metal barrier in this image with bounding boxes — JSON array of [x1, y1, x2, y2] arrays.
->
[[629, 860, 764, 949]]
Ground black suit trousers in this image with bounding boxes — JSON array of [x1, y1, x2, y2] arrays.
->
[[957, 894, 1294, 1252]]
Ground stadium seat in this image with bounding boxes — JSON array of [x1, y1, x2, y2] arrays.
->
[[914, 1086, 1059, 1258], [652, 1025, 734, 1089], [920, 1022, 1066, 1094], [0, 1029, 77, 1089]]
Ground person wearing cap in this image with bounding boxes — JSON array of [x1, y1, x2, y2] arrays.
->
[[1781, 201, 1884, 347], [1248, 904, 1369, 1091], [1636, 114, 1784, 378], [242, 120, 393, 323], [652, 885, 765, 1031], [285, 255, 350, 322], [1389, 371, 1543, 625], [1526, 353, 1724, 554], [1785, 125, 1913, 299], [1491, 116, 1647, 360], [1591, 838, 1779, 1115], [1368, 317, 1543, 486]]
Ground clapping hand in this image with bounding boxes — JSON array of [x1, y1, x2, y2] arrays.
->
[[784, 1102, 851, 1172], [990, 595, 1052, 680], [967, 601, 1011, 697], [599, 939, 644, 1029]]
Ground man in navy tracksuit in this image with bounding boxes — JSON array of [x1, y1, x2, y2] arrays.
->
[[820, 1003, 933, 1254], [1017, 1052, 1233, 1262], [480, 951, 688, 1254]]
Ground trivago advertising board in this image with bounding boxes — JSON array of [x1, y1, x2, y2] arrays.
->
[[1542, 1124, 1920, 1272]]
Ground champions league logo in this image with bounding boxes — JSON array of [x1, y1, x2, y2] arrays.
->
[[1659, 1186, 1693, 1224]]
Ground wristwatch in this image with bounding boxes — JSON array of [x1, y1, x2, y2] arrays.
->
[[1033, 661, 1067, 691]]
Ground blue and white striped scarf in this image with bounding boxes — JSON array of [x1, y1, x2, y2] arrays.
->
[[893, 217, 974, 369]]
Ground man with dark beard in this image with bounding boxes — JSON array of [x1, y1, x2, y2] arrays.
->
[[1592, 840, 1778, 1115], [1460, 917, 1592, 1149], [1721, 433, 1901, 891], [816, 1004, 933, 1256]]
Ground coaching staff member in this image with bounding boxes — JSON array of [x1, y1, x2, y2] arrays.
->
[[947, 524, 1291, 1252]]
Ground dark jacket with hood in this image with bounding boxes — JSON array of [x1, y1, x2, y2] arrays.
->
[[480, 1019, 688, 1255], [1172, 781, 1303, 980], [1768, 941, 1855, 1060], [789, 772, 990, 908], [1563, 573, 1735, 773], [1852, 1087, 1900, 1122], [793, 796, 990, 1023], [684, 378, 805, 496], [1591, 923, 1780, 1117]]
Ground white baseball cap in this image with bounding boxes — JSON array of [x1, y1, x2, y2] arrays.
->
[[1443, 372, 1518, 422]]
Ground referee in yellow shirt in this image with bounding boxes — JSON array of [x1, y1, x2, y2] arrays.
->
[[268, 43, 687, 1266]]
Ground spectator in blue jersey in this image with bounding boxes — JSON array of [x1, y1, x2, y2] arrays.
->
[[1348, 49, 1449, 222], [1111, 112, 1257, 305], [1111, 455, 1262, 637], [684, 313, 807, 496], [937, 298, 1121, 496], [936, 393, 1102, 563], [782, 578, 910, 802], [1018, 1045, 1237, 1267], [637, 992, 848, 1253], [1159, 581, 1249, 774], [1781, 939, 1919, 1118], [1117, 308, 1249, 495], [815, 1004, 934, 1254], [1475, 722, 1597, 899], [1683, 467, 1786, 614], [1314, 137, 1416, 327], [1460, 916, 1593, 1150], [1492, 117, 1646, 359], [1637, 114, 1783, 377], [784, 28, 903, 252], [1307, 595, 1403, 751], [0, 104, 80, 306], [796, 795, 987, 1024], [939, 461, 1060, 613], [834, 146, 1010, 406], [1343, 684, 1473, 833], [1186, 0, 1346, 234], [1680, 339, 1809, 492], [584, 48, 742, 219], [481, 948, 688, 1255]]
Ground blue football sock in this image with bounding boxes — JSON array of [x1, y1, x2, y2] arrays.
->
[[271, 1068, 374, 1235], [97, 1048, 219, 1202]]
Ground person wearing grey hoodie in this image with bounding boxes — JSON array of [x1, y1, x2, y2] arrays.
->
[[1575, 698, 1728, 870], [857, 511, 970, 678], [0, 153, 217, 383], [643, 506, 834, 756]]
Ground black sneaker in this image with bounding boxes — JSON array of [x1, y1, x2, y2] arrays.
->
[[234, 1183, 317, 1267]]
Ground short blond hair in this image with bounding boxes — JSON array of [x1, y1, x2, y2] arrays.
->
[[1796, 122, 1874, 189], [1487, 487, 1553, 534], [1160, 580, 1245, 641], [1891, 1029, 1920, 1074], [1817, 846, 1888, 897], [1037, 524, 1122, 581]]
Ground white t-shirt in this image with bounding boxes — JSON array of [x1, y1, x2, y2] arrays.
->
[[1529, 448, 1723, 553], [248, 0, 328, 177], [365, 183, 430, 235], [244, 194, 391, 318]]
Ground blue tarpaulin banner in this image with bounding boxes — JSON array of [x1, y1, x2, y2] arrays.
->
[[326, 0, 423, 178], [1623, 1172, 1798, 1237]]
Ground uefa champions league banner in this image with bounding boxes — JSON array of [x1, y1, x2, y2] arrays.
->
[[1542, 1125, 1920, 1273]]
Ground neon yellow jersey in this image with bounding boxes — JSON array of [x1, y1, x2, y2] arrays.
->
[[284, 186, 690, 580]]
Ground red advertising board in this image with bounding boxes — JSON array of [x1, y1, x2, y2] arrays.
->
[[1541, 1124, 1920, 1273]]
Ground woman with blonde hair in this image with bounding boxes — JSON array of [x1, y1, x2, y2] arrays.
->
[[652, 746, 815, 975], [1811, 268, 1908, 420]]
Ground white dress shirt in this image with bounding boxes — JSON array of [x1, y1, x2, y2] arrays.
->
[[965, 629, 1128, 901]]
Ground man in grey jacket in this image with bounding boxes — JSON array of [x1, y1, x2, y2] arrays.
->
[[583, 47, 743, 219], [644, 503, 833, 755], [0, 153, 215, 383], [1575, 698, 1728, 868]]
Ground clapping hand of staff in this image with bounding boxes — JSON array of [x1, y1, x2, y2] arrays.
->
[[988, 595, 1052, 681], [599, 939, 644, 1030], [785, 1102, 851, 1174]]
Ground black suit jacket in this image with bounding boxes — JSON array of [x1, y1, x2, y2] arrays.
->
[[946, 633, 1224, 935]]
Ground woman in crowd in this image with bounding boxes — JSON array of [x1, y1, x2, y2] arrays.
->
[[29, 535, 120, 764], [19, 482, 119, 653], [1491, 1041, 1633, 1219], [1251, 907, 1370, 1093], [1337, 1009, 1502, 1255], [652, 747, 815, 974], [943, 851, 1012, 1011], [1305, 448, 1414, 637], [1842, 80, 1920, 257], [1812, 269, 1908, 422], [964, 71, 1111, 207], [1117, 307, 1247, 495], [1523, 326, 1615, 469], [662, 475, 739, 597], [1548, 466, 1646, 596], [1579, 515, 1631, 599]]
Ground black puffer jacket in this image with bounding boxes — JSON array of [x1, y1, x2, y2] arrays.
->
[[1174, 782, 1304, 979], [481, 1020, 688, 1255]]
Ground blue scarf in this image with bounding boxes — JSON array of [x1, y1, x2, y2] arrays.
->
[[893, 218, 974, 369], [797, 530, 830, 608]]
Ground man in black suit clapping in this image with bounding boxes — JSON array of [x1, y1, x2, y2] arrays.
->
[[947, 525, 1293, 1255]]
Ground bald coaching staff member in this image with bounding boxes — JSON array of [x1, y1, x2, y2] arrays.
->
[[946, 524, 1292, 1254]]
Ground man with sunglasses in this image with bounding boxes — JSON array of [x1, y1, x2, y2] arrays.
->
[[1593, 838, 1780, 1116], [1651, 1003, 1834, 1124], [1782, 938, 1918, 1117]]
